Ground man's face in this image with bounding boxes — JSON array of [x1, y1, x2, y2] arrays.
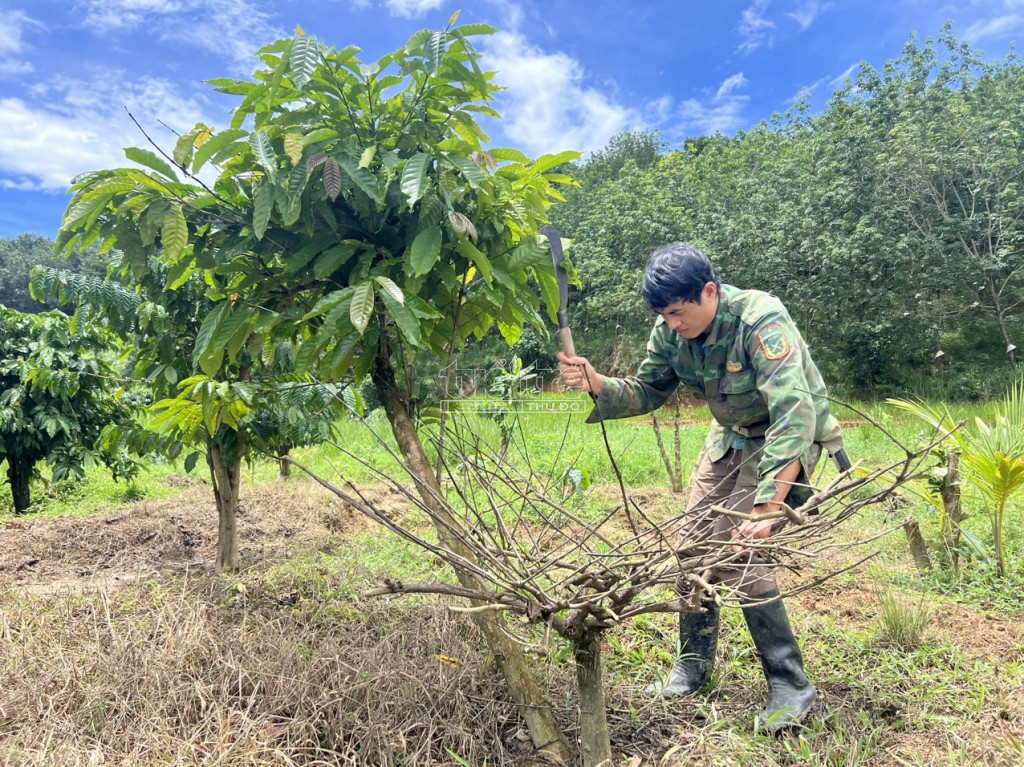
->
[[657, 282, 720, 339]]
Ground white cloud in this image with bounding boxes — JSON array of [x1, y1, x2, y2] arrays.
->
[[738, 0, 776, 54], [0, 74, 213, 191], [79, 0, 184, 31], [965, 14, 1024, 42], [788, 0, 830, 31], [79, 0, 280, 71], [0, 10, 40, 79], [486, 0, 526, 31], [678, 74, 750, 135], [383, 0, 445, 18], [480, 30, 643, 156], [716, 73, 748, 100], [786, 76, 828, 105], [830, 63, 860, 88]]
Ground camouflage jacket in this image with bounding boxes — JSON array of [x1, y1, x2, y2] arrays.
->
[[587, 284, 843, 504]]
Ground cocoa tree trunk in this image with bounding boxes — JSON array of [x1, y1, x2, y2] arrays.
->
[[7, 456, 34, 514], [372, 355, 571, 765], [279, 451, 292, 480], [207, 440, 242, 573], [574, 628, 613, 767]]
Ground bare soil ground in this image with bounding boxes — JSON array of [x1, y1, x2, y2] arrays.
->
[[1, 476, 387, 594], [2, 478, 1023, 766]]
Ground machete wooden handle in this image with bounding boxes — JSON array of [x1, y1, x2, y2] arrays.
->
[[558, 326, 576, 358]]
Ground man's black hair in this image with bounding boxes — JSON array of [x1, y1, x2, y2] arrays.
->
[[641, 243, 721, 310]]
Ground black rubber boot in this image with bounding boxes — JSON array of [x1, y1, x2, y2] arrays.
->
[[742, 589, 816, 732], [644, 601, 719, 698]]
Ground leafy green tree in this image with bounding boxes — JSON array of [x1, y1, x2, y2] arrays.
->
[[53, 18, 577, 761], [0, 234, 106, 313], [30, 263, 348, 570], [248, 380, 357, 478], [871, 29, 1024, 367], [0, 307, 136, 513]]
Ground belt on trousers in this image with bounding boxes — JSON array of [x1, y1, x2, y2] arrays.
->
[[732, 421, 770, 438]]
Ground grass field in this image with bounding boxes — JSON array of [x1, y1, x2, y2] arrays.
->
[[2, 396, 1024, 765]]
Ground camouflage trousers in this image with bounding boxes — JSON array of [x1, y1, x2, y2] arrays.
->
[[680, 441, 816, 598]]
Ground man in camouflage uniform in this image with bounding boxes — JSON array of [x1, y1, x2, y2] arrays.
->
[[558, 243, 844, 731]]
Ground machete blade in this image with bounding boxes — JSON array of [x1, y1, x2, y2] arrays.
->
[[540, 224, 576, 357]]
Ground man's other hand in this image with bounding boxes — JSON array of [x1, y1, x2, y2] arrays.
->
[[556, 352, 604, 396]]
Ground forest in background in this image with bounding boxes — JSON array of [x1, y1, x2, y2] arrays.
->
[[534, 27, 1022, 400]]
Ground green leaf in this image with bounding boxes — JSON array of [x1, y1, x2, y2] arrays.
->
[[283, 231, 337, 276], [325, 331, 362, 379], [452, 23, 497, 37], [426, 30, 446, 75], [508, 235, 549, 271], [350, 282, 375, 334], [487, 147, 530, 164], [249, 131, 277, 179], [199, 305, 255, 378], [533, 265, 561, 325], [193, 302, 230, 377], [165, 258, 197, 291], [359, 146, 377, 169], [161, 206, 189, 264], [302, 128, 340, 147], [313, 244, 357, 279], [378, 286, 420, 347], [191, 129, 247, 173], [183, 451, 201, 474], [498, 319, 522, 346], [279, 165, 307, 226], [124, 147, 178, 181], [338, 157, 383, 205], [353, 325, 379, 382], [531, 150, 581, 175], [62, 193, 114, 232], [455, 238, 492, 284], [408, 226, 442, 277], [302, 286, 355, 321], [447, 154, 488, 188], [225, 309, 257, 363], [173, 128, 200, 169], [401, 152, 430, 205], [449, 110, 490, 146], [253, 180, 274, 240], [290, 34, 319, 89], [374, 276, 404, 304]]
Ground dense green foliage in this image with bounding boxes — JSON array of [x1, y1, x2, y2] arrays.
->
[[0, 234, 104, 313], [54, 21, 575, 393], [0, 307, 135, 513], [552, 28, 1023, 398]]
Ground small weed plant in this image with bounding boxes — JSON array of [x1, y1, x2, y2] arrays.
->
[[874, 579, 932, 651]]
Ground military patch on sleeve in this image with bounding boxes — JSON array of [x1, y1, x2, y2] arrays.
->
[[756, 323, 791, 360]]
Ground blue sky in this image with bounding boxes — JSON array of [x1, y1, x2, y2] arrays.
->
[[0, 0, 1021, 239]]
